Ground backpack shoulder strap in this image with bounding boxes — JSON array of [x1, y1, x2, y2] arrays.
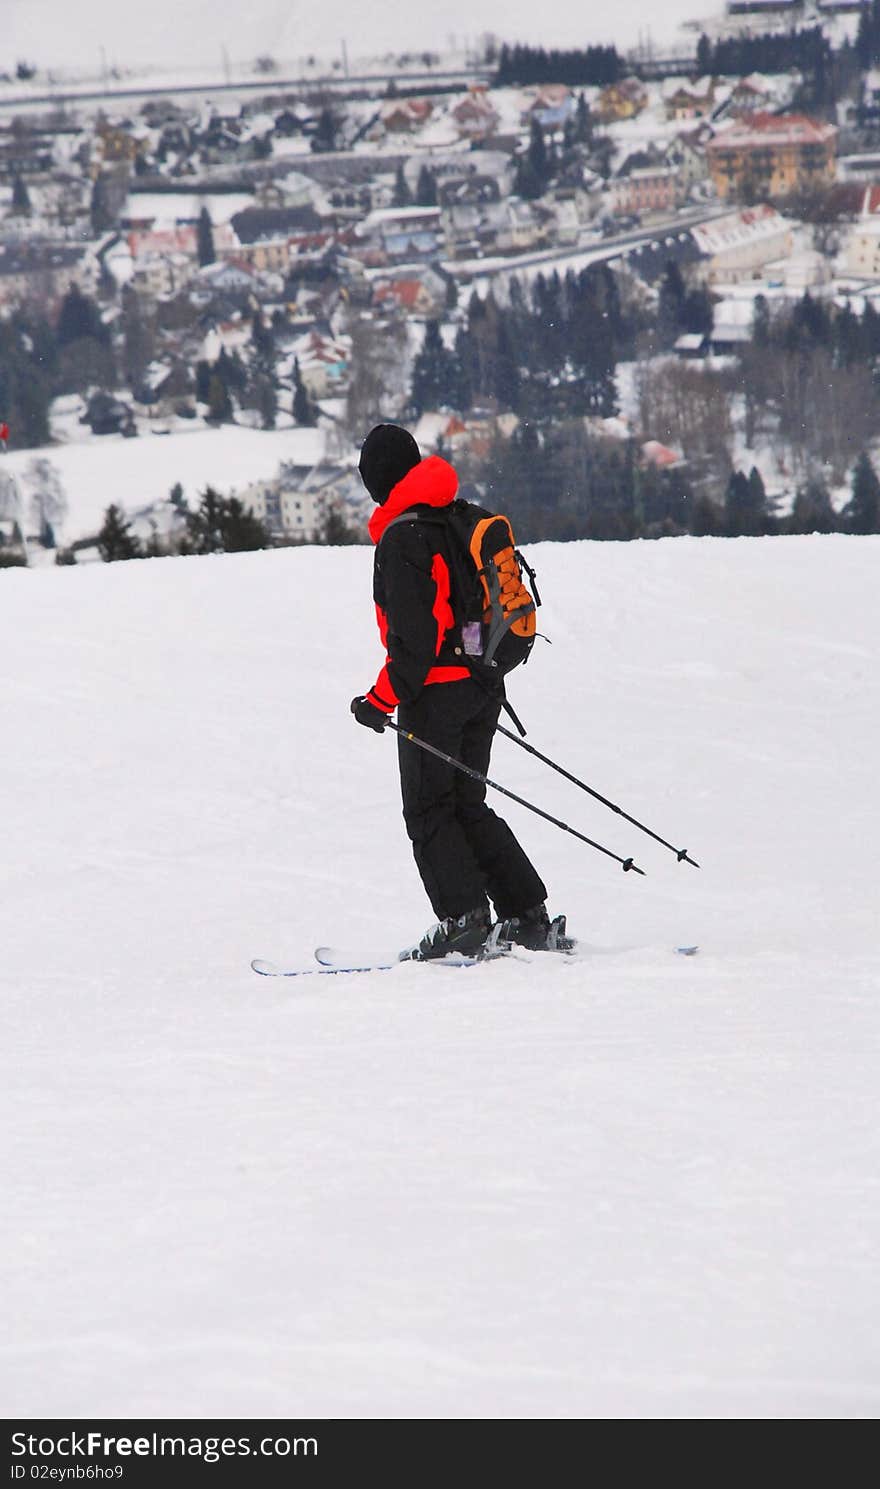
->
[[376, 505, 449, 547]]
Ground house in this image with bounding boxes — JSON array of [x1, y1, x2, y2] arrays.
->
[[690, 204, 794, 284], [494, 198, 542, 253], [523, 84, 575, 132], [358, 205, 443, 263], [242, 462, 364, 539], [451, 87, 500, 141], [706, 113, 837, 201], [665, 126, 711, 190], [709, 298, 757, 352], [727, 74, 774, 116], [642, 440, 682, 468], [131, 249, 196, 298], [412, 412, 468, 451], [442, 200, 491, 258], [288, 330, 351, 398], [610, 165, 682, 217], [438, 174, 502, 209], [133, 360, 194, 410], [664, 77, 716, 123], [380, 98, 433, 134], [596, 78, 648, 123], [94, 119, 139, 166], [228, 237, 290, 275], [674, 331, 710, 358], [0, 242, 95, 312], [193, 260, 260, 295], [80, 392, 136, 437], [841, 216, 880, 278], [372, 267, 448, 318]]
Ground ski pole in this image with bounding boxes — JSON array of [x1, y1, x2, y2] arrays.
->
[[385, 720, 645, 876], [495, 722, 700, 868]]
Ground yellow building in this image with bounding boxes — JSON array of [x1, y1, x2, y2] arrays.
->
[[707, 113, 836, 200], [595, 78, 648, 123]]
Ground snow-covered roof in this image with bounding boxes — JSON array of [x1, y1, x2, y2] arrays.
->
[[692, 205, 789, 256], [708, 112, 836, 150]]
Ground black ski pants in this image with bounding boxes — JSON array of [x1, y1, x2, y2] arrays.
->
[[396, 679, 546, 921]]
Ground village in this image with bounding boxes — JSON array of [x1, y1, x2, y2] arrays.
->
[[4, 0, 880, 558]]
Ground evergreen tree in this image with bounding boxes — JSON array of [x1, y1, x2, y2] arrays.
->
[[574, 92, 592, 145], [845, 450, 880, 533], [197, 206, 216, 267], [257, 377, 277, 430], [90, 173, 115, 234], [219, 496, 271, 551], [313, 106, 341, 152], [11, 173, 30, 213], [657, 262, 686, 347], [98, 504, 141, 562], [682, 287, 714, 338], [747, 466, 769, 527], [57, 286, 108, 348], [292, 358, 318, 426], [753, 294, 771, 348], [724, 468, 766, 537], [410, 320, 462, 415], [248, 312, 277, 429], [206, 373, 233, 423], [689, 493, 723, 537], [415, 165, 437, 206], [790, 475, 837, 534], [121, 285, 154, 391], [393, 163, 412, 208], [527, 116, 548, 189], [316, 503, 363, 544], [186, 487, 270, 553], [195, 360, 213, 404]]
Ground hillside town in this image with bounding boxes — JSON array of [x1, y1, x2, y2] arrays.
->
[[4, 0, 880, 560]]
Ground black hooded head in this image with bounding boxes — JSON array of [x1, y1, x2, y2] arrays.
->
[[358, 423, 421, 504]]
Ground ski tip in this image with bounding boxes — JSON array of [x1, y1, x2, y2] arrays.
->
[[676, 945, 700, 957], [251, 958, 278, 976]]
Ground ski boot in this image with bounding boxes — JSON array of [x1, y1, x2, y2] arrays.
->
[[493, 903, 575, 953], [400, 904, 492, 962]]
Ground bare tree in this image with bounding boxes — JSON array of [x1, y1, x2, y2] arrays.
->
[[633, 358, 733, 490], [339, 310, 409, 444], [25, 457, 68, 535]]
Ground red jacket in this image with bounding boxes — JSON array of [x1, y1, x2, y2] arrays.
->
[[365, 456, 470, 713]]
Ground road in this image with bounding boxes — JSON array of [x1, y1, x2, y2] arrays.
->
[[445, 203, 730, 284]]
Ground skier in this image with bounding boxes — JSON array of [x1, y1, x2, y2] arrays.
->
[[350, 422, 569, 961]]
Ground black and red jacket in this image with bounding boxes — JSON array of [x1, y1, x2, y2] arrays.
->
[[364, 455, 471, 714]]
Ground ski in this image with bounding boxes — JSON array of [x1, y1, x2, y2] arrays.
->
[[250, 946, 501, 979], [251, 942, 697, 978], [251, 956, 396, 979]]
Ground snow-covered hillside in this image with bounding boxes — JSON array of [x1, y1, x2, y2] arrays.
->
[[2, 424, 328, 549], [2, 533, 878, 1419]]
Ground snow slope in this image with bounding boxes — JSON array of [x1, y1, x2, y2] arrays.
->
[[2, 424, 327, 547], [2, 533, 879, 1420]]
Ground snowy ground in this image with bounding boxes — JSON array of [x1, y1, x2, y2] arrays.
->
[[2, 533, 879, 1419], [2, 423, 328, 548]]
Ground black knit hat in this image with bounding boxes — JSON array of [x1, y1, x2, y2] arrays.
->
[[358, 423, 421, 504]]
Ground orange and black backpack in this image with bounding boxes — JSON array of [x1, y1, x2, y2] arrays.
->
[[384, 496, 541, 683]]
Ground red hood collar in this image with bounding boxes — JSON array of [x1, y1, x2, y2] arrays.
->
[[368, 455, 459, 544]]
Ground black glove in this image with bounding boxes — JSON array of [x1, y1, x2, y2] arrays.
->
[[350, 695, 389, 732]]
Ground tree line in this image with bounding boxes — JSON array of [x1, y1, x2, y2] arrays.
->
[[494, 43, 621, 88], [459, 420, 879, 544]]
